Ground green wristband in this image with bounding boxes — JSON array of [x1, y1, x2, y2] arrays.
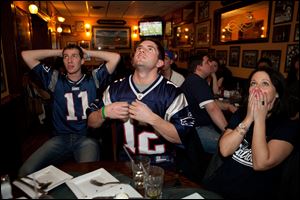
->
[[101, 106, 106, 119]]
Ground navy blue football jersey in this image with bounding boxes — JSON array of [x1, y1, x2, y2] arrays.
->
[[33, 63, 112, 135], [88, 74, 194, 162]]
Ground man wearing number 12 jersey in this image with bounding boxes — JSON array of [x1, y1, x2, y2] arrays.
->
[[87, 39, 194, 168], [19, 45, 120, 176]]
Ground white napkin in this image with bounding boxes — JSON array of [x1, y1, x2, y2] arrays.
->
[[182, 192, 205, 199], [13, 180, 42, 199]]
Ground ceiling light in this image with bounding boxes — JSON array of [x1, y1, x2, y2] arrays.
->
[[28, 3, 38, 14], [57, 16, 65, 23]]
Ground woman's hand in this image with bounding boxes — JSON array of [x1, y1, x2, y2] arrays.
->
[[252, 88, 269, 121]]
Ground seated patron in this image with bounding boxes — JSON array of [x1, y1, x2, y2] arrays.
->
[[19, 45, 120, 177], [180, 55, 228, 154], [87, 39, 194, 169], [203, 67, 299, 199], [160, 50, 185, 87]]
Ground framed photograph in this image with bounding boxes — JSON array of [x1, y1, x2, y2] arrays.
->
[[75, 21, 84, 32], [294, 23, 299, 41], [229, 46, 240, 67], [198, 1, 209, 22], [216, 50, 228, 66], [78, 40, 90, 49], [165, 21, 172, 37], [195, 20, 210, 48], [92, 26, 131, 49], [242, 50, 258, 68], [261, 50, 281, 71], [274, 0, 294, 24], [272, 25, 291, 42], [285, 44, 299, 72]]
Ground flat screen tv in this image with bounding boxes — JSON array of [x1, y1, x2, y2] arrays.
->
[[138, 21, 163, 37]]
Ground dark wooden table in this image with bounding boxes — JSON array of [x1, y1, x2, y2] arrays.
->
[[13, 161, 223, 199]]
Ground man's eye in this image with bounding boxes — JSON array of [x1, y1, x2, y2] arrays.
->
[[250, 82, 256, 86]]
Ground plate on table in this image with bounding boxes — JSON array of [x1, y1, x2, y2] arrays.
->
[[13, 165, 73, 198], [66, 168, 142, 199]]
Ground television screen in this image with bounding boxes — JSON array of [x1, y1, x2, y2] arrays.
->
[[139, 21, 163, 37]]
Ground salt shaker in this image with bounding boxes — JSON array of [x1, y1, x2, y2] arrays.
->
[[1, 174, 13, 199]]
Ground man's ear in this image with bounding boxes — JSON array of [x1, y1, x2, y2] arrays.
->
[[81, 58, 85, 65], [156, 59, 164, 68]]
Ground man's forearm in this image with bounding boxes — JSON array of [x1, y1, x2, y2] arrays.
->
[[21, 49, 62, 69]]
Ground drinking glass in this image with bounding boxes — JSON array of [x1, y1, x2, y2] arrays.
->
[[131, 155, 150, 191], [144, 166, 164, 199]]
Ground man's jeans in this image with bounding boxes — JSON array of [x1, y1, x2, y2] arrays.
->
[[196, 126, 221, 154], [19, 134, 100, 177]]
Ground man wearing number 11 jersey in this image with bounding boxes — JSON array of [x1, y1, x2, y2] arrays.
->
[[19, 45, 120, 177], [87, 39, 194, 168]]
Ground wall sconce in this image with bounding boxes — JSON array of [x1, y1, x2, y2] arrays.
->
[[57, 16, 65, 23], [85, 23, 91, 36], [28, 3, 38, 14], [57, 26, 62, 33], [132, 25, 139, 39]]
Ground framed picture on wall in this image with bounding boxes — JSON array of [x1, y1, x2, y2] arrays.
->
[[274, 0, 294, 24], [285, 44, 299, 72], [78, 40, 90, 49], [208, 48, 215, 58], [261, 50, 281, 71], [92, 26, 131, 49], [75, 21, 84, 32], [242, 50, 258, 68], [272, 25, 290, 42], [165, 21, 172, 37], [229, 46, 240, 67], [198, 1, 209, 22], [216, 50, 227, 66], [195, 20, 210, 48], [294, 23, 299, 41]]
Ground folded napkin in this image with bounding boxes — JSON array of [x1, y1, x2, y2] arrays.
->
[[182, 192, 205, 199]]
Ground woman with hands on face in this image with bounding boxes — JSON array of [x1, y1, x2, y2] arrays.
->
[[203, 67, 299, 200]]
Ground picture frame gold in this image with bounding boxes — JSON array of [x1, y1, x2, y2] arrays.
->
[[195, 20, 210, 48], [92, 26, 131, 49]]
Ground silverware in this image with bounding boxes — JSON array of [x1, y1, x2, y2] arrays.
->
[[89, 179, 120, 186], [16, 178, 47, 195], [23, 176, 52, 190]]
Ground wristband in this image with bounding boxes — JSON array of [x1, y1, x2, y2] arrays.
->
[[101, 106, 106, 119]]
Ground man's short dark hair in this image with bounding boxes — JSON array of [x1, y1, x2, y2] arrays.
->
[[188, 55, 203, 73], [63, 44, 84, 59]]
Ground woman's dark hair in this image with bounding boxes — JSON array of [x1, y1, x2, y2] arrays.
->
[[62, 44, 84, 59], [241, 67, 288, 117], [286, 54, 299, 86]]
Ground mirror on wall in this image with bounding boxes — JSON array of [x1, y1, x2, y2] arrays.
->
[[213, 1, 272, 44]]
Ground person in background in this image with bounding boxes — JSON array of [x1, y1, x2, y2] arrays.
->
[[257, 57, 273, 68], [207, 57, 237, 114], [286, 54, 299, 120], [19, 44, 120, 176], [180, 55, 228, 154], [87, 39, 194, 169], [203, 67, 299, 199], [160, 50, 185, 87], [208, 57, 234, 95]]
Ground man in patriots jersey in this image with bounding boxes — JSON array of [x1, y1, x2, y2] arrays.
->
[[18, 44, 120, 176], [87, 39, 194, 168]]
